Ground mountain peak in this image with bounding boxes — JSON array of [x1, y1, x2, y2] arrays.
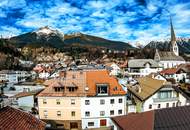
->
[[35, 26, 57, 35]]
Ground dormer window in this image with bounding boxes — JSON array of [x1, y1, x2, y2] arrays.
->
[[54, 87, 64, 92], [97, 84, 108, 96], [67, 86, 78, 92]]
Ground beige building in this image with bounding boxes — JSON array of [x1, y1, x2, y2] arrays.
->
[[38, 71, 86, 130]]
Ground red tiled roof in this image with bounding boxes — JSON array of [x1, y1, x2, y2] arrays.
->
[[38, 70, 126, 97], [86, 70, 126, 96], [0, 106, 46, 130], [112, 111, 154, 130], [160, 68, 178, 75]]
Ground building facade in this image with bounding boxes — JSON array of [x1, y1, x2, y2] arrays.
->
[[37, 70, 126, 130]]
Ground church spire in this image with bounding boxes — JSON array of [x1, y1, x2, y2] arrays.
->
[[170, 16, 179, 56], [170, 16, 176, 42]]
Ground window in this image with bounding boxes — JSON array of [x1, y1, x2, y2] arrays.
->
[[149, 104, 152, 109], [43, 99, 47, 104], [97, 84, 108, 95], [71, 111, 76, 117], [110, 99, 115, 104], [173, 103, 175, 107], [56, 99, 60, 105], [118, 110, 122, 114], [158, 91, 172, 99], [57, 111, 61, 116], [44, 110, 48, 118], [85, 111, 90, 117], [166, 103, 169, 108], [54, 87, 64, 92], [85, 100, 90, 105], [100, 111, 105, 116], [158, 104, 161, 108], [71, 99, 75, 105], [100, 99, 105, 105], [88, 122, 94, 127], [68, 87, 76, 92], [110, 110, 114, 115], [118, 98, 123, 103]]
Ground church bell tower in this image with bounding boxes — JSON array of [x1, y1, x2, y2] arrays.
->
[[170, 16, 179, 56]]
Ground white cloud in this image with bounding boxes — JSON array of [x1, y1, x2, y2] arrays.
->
[[0, 26, 22, 38]]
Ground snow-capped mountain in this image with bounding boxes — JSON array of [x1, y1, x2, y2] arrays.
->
[[6, 26, 134, 50], [144, 38, 190, 54], [35, 26, 64, 40]]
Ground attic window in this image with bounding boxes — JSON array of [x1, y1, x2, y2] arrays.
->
[[67, 86, 78, 92], [54, 87, 64, 92]]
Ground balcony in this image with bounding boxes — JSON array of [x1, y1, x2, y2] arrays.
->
[[153, 97, 178, 102]]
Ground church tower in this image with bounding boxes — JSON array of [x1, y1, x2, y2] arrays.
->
[[170, 16, 179, 56]]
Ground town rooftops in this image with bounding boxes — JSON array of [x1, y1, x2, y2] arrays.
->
[[38, 70, 126, 97], [112, 105, 190, 130], [160, 64, 188, 75], [157, 51, 185, 61], [127, 77, 167, 101], [128, 59, 159, 68], [0, 106, 46, 130]]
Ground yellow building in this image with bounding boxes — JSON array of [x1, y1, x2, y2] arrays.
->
[[38, 71, 86, 130]]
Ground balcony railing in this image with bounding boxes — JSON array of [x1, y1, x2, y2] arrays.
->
[[153, 97, 178, 102]]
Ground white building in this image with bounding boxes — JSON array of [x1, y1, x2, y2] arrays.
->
[[3, 82, 45, 97], [13, 89, 43, 111], [126, 77, 190, 113], [81, 96, 126, 129], [160, 67, 187, 83], [109, 63, 121, 76], [39, 71, 50, 79], [81, 70, 126, 129], [127, 59, 161, 77], [0, 70, 31, 83]]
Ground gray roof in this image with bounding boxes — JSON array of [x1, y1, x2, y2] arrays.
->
[[158, 51, 185, 61], [128, 59, 159, 68]]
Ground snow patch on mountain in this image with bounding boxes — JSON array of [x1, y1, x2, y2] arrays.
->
[[34, 26, 65, 41]]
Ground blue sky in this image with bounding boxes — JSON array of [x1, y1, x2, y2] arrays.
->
[[0, 0, 190, 45]]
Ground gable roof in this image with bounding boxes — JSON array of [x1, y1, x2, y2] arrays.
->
[[112, 105, 190, 130], [86, 70, 126, 96], [38, 71, 86, 97], [157, 51, 185, 61], [127, 77, 166, 101], [0, 106, 46, 130], [128, 59, 159, 68]]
